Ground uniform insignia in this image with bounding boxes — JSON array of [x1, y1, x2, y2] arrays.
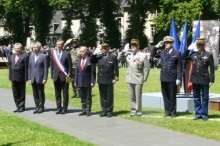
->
[[202, 56, 208, 59]]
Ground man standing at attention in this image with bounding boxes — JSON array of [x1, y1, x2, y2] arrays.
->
[[8, 43, 29, 113], [182, 38, 215, 121], [90, 43, 119, 117], [28, 42, 48, 114], [151, 36, 182, 118], [51, 40, 72, 114], [118, 39, 150, 117], [74, 46, 96, 116]]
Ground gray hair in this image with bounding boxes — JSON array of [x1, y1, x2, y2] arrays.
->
[[34, 42, 42, 49], [13, 43, 23, 49]]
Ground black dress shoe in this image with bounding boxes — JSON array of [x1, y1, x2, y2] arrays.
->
[[56, 109, 62, 114], [107, 113, 113, 118], [100, 112, 107, 117], [86, 112, 91, 116], [38, 108, 44, 113], [19, 108, 25, 112], [33, 109, 39, 114], [78, 111, 86, 116], [14, 108, 20, 113], [61, 110, 67, 114]]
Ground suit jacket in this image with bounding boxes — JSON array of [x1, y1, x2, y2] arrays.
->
[[74, 56, 96, 87], [118, 51, 150, 84], [182, 50, 215, 85], [90, 52, 119, 84], [28, 52, 48, 84], [8, 53, 29, 81], [151, 46, 182, 82], [51, 50, 72, 82]]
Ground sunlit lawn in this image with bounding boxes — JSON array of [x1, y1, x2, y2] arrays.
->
[[0, 110, 95, 146], [0, 66, 220, 141]]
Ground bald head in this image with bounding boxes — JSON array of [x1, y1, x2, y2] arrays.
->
[[80, 46, 88, 58]]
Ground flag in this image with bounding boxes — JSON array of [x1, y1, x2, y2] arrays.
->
[[169, 17, 180, 50], [180, 18, 188, 93], [187, 19, 200, 92], [180, 18, 188, 55]]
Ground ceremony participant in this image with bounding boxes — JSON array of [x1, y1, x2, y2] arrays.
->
[[118, 39, 150, 117], [8, 43, 29, 112], [74, 46, 96, 116], [64, 38, 80, 98], [28, 42, 48, 114], [51, 40, 72, 114], [182, 38, 215, 121], [151, 36, 182, 118], [90, 43, 119, 117]]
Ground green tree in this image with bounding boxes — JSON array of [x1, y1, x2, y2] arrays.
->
[[2, 0, 31, 45], [100, 0, 121, 48], [125, 0, 159, 49], [32, 0, 53, 45], [49, 0, 75, 41]]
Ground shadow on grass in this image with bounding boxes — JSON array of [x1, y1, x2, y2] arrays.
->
[[114, 110, 130, 116], [142, 110, 161, 115], [1, 139, 30, 146], [209, 114, 220, 119], [176, 111, 193, 116]]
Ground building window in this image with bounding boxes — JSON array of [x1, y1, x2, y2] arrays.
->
[[151, 25, 156, 36]]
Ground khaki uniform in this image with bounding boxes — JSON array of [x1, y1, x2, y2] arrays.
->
[[66, 45, 81, 98]]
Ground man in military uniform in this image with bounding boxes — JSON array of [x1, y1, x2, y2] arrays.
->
[[90, 43, 119, 117], [118, 39, 150, 117], [182, 38, 215, 121], [151, 36, 182, 118], [64, 38, 80, 98]]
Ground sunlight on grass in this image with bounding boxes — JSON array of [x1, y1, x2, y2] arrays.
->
[[1, 67, 220, 141]]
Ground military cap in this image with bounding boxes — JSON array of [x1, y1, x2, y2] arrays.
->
[[163, 36, 174, 43], [72, 38, 79, 43], [101, 43, 109, 48], [131, 39, 139, 45], [196, 38, 205, 45]]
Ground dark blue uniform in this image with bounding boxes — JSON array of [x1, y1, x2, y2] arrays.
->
[[90, 52, 119, 117], [182, 50, 215, 120], [151, 46, 182, 117]]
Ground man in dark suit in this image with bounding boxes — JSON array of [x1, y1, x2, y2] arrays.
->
[[151, 36, 182, 118], [51, 40, 72, 114], [182, 38, 215, 121], [90, 43, 119, 117], [8, 43, 29, 112], [74, 46, 96, 116], [28, 42, 48, 114]]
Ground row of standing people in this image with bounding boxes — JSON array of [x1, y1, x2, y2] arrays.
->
[[8, 38, 150, 118], [8, 36, 215, 120]]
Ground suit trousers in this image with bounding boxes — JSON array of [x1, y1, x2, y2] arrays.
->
[[193, 84, 209, 119], [32, 80, 45, 109], [98, 84, 114, 114], [54, 78, 69, 110], [127, 83, 143, 113], [79, 87, 92, 112], [12, 81, 26, 108], [161, 81, 177, 115]]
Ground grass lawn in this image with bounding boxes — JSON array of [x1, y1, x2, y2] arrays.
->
[[0, 110, 95, 146], [0, 67, 220, 142]]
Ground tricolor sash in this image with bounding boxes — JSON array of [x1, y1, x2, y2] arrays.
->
[[52, 50, 68, 76]]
